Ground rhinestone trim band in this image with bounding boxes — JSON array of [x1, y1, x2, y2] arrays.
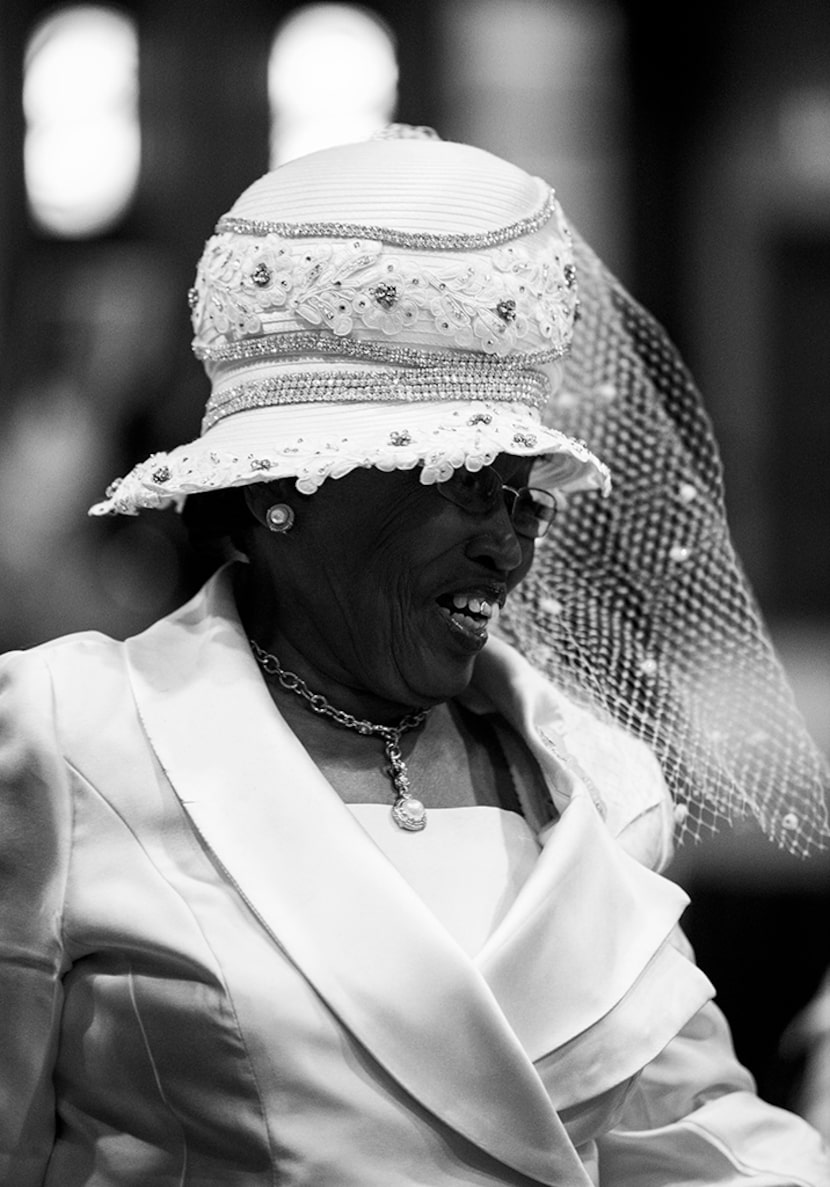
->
[[215, 189, 556, 251], [194, 329, 567, 369], [202, 368, 549, 432]]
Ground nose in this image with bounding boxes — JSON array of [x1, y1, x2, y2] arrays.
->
[[463, 502, 527, 574]]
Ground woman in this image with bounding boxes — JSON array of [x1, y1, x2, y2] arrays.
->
[[1, 130, 828, 1185]]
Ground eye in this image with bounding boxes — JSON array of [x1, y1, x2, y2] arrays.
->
[[436, 467, 500, 514], [493, 453, 532, 488], [454, 469, 491, 495]]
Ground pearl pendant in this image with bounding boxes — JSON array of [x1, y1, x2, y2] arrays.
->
[[392, 795, 427, 832]]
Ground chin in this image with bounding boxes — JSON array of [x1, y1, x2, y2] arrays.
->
[[406, 655, 478, 708]]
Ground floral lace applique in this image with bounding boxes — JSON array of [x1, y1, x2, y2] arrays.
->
[[190, 227, 577, 358]]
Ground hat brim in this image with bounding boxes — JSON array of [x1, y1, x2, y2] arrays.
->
[[89, 400, 610, 515]]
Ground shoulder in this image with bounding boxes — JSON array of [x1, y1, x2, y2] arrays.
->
[[1, 629, 118, 700], [1, 566, 237, 755], [1, 629, 126, 710], [475, 636, 676, 870], [0, 632, 134, 774], [541, 691, 675, 864], [0, 638, 119, 887]]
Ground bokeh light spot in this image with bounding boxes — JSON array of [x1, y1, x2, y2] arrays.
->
[[24, 5, 140, 237], [269, 3, 398, 165]]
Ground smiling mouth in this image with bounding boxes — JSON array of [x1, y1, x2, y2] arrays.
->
[[435, 588, 503, 647]]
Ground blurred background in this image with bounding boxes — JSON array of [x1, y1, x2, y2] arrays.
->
[[0, 0, 828, 1125]]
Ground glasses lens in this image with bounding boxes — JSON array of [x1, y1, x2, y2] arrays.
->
[[511, 487, 557, 538], [436, 469, 557, 539]]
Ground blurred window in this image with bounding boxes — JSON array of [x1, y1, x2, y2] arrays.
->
[[439, 0, 629, 277], [779, 86, 830, 187], [269, 3, 398, 166], [23, 5, 140, 238]]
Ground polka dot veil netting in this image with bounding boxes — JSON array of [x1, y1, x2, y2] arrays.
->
[[501, 232, 830, 857]]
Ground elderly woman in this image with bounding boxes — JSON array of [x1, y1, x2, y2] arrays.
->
[[1, 130, 828, 1186]]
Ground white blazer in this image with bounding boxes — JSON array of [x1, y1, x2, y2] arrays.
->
[[0, 565, 826, 1186]]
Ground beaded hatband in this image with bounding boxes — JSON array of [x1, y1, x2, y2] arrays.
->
[[201, 365, 550, 433], [193, 329, 567, 369]]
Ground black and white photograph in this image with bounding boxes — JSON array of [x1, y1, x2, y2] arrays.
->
[[0, 2, 829, 1183]]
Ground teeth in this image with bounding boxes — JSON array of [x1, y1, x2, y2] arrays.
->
[[449, 592, 495, 618], [441, 591, 502, 638]]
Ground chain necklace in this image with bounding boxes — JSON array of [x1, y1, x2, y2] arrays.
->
[[249, 638, 431, 831]]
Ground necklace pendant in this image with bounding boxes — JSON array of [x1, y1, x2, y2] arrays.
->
[[249, 639, 431, 832], [392, 795, 427, 832]]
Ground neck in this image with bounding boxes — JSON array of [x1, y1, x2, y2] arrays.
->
[[264, 678, 428, 764], [250, 637, 428, 733], [235, 568, 426, 725]]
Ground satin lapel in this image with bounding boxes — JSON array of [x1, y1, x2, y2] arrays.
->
[[124, 568, 592, 1187], [476, 789, 713, 1098], [469, 637, 713, 1105]]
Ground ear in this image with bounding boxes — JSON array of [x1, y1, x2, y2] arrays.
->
[[243, 478, 297, 529]]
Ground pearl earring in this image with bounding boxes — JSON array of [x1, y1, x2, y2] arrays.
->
[[265, 503, 295, 533]]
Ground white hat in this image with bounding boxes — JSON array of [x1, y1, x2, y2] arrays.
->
[[90, 131, 610, 515]]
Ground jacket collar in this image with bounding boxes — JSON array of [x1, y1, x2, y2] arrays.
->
[[125, 565, 710, 1177]]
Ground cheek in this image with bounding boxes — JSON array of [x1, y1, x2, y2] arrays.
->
[[507, 540, 536, 592], [353, 543, 421, 625]]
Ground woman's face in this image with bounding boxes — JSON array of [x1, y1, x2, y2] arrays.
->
[[248, 455, 537, 715]]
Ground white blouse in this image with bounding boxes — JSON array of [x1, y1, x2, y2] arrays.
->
[[349, 804, 541, 957]]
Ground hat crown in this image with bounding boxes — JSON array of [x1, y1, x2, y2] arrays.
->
[[228, 139, 546, 233], [189, 138, 578, 379]]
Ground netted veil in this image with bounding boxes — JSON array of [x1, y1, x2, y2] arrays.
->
[[501, 230, 830, 858]]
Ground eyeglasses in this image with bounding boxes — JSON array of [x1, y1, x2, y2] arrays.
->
[[436, 466, 558, 539]]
